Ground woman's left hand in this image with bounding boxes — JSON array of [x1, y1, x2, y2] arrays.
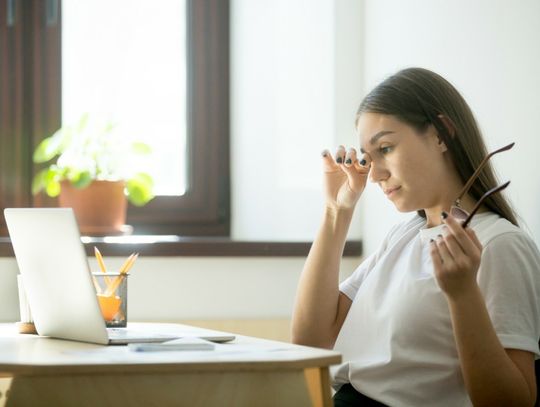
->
[[430, 212, 483, 300]]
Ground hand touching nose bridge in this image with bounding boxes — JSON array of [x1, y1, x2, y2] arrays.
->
[[320, 145, 370, 211]]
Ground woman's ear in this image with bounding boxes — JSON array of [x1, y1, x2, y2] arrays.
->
[[436, 136, 448, 152], [437, 114, 456, 138], [436, 114, 456, 152]]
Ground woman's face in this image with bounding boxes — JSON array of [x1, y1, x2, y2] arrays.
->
[[357, 113, 458, 213]]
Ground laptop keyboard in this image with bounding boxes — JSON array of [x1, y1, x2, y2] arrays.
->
[[107, 328, 180, 343]]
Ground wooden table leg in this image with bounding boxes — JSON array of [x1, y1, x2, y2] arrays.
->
[[304, 366, 333, 407], [0, 376, 13, 407]]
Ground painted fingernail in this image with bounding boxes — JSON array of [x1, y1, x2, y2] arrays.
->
[[321, 151, 328, 157], [360, 159, 367, 166], [437, 234, 443, 239], [336, 157, 343, 164], [430, 238, 435, 244], [345, 158, 352, 164], [441, 211, 448, 219]]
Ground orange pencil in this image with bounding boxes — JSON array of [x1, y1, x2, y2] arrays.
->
[[91, 275, 102, 294], [94, 247, 112, 286], [104, 253, 139, 296], [120, 253, 139, 275]]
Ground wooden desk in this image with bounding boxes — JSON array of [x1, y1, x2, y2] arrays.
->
[[0, 323, 340, 407]]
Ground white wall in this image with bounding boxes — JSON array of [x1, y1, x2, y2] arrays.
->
[[360, 0, 540, 254], [0, 257, 358, 322], [231, 0, 364, 241]]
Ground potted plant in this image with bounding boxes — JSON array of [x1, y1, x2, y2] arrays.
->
[[31, 114, 155, 235]]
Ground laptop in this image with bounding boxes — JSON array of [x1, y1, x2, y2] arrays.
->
[[4, 208, 235, 345]]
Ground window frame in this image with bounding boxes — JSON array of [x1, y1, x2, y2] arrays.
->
[[127, 0, 230, 236], [0, 0, 61, 237]]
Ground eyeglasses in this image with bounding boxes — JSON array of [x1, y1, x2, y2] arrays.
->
[[450, 142, 514, 228]]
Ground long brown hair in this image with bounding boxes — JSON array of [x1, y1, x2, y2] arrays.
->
[[357, 67, 518, 226]]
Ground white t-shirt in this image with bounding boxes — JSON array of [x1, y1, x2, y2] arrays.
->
[[332, 212, 540, 407]]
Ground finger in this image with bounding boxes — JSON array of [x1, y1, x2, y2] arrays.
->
[[441, 211, 477, 257], [341, 158, 368, 193], [344, 148, 357, 167], [354, 154, 371, 174], [429, 239, 444, 271], [435, 234, 455, 264], [360, 153, 371, 167], [441, 232, 464, 260], [335, 145, 345, 164], [353, 150, 368, 170], [335, 145, 346, 164], [321, 149, 339, 172], [344, 148, 369, 176], [465, 227, 483, 252]]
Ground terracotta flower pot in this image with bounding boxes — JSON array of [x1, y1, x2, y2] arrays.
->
[[58, 180, 127, 235]]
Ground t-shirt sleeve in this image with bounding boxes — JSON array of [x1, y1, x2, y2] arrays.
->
[[339, 250, 379, 300], [339, 220, 406, 301], [477, 231, 540, 356]]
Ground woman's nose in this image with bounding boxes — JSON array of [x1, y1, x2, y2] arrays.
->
[[368, 160, 389, 183]]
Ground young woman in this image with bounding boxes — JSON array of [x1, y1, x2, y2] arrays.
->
[[291, 68, 540, 406]]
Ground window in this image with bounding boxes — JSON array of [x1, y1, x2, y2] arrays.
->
[[0, 0, 230, 237]]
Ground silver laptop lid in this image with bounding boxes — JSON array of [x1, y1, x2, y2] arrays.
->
[[4, 208, 109, 345]]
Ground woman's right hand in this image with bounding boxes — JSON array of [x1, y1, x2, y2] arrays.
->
[[321, 145, 370, 210]]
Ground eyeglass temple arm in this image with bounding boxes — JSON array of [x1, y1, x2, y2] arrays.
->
[[455, 142, 515, 204], [461, 180, 510, 228]]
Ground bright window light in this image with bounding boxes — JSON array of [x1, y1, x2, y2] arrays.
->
[[61, 0, 187, 196]]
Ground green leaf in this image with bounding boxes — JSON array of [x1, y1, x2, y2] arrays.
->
[[33, 139, 53, 163], [126, 173, 154, 206], [32, 167, 63, 197], [45, 179, 61, 197], [133, 172, 154, 187], [33, 127, 64, 163], [31, 169, 49, 195], [103, 121, 115, 133], [71, 171, 93, 189], [131, 142, 152, 155]]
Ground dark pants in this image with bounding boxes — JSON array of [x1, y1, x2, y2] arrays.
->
[[333, 383, 388, 407]]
